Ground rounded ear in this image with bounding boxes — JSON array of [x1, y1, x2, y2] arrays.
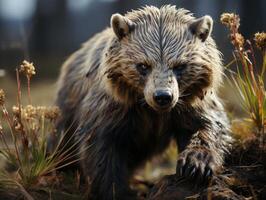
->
[[189, 15, 213, 42], [110, 13, 134, 40]]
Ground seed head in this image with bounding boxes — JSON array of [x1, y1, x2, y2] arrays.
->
[[12, 106, 20, 116], [254, 32, 266, 50], [36, 106, 46, 115], [45, 106, 60, 120], [0, 89, 5, 106], [220, 13, 240, 29], [232, 33, 245, 48], [24, 105, 37, 118], [20, 60, 36, 78]]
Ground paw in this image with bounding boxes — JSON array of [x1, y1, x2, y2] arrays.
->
[[176, 147, 218, 183]]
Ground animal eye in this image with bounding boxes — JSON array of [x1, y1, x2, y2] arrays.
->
[[173, 64, 187, 78], [136, 63, 151, 76]]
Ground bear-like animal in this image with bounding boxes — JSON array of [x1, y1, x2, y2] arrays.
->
[[55, 5, 232, 200]]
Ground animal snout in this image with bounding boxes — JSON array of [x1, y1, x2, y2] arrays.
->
[[153, 90, 173, 107]]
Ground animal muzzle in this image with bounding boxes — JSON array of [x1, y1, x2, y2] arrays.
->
[[153, 90, 173, 107], [144, 70, 179, 112]]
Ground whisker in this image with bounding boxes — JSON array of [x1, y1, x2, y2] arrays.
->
[[179, 92, 191, 98]]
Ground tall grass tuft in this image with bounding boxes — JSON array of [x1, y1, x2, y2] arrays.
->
[[220, 13, 266, 143], [0, 61, 80, 199]]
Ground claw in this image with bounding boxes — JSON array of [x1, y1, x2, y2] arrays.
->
[[201, 169, 211, 186], [205, 168, 212, 178], [177, 158, 185, 177], [189, 167, 196, 178], [184, 165, 193, 177], [181, 167, 184, 176], [176, 165, 183, 177], [181, 165, 187, 177], [177, 166, 183, 176]]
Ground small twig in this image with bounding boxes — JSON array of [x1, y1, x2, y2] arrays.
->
[[247, 40, 257, 70], [27, 77, 32, 105], [1, 106, 22, 166], [16, 69, 29, 158], [225, 59, 236, 68]]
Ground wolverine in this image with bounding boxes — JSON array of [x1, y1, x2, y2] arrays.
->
[[55, 5, 232, 200]]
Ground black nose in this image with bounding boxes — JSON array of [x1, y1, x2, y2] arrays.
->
[[153, 90, 173, 107]]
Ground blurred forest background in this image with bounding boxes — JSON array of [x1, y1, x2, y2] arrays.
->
[[0, 0, 265, 107]]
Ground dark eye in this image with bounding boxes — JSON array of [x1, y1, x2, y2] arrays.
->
[[173, 64, 187, 78], [136, 63, 151, 76]]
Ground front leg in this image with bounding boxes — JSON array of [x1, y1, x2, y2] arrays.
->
[[78, 101, 139, 200], [80, 131, 137, 200], [176, 101, 231, 182]]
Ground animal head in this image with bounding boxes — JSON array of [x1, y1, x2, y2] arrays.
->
[[103, 5, 223, 112]]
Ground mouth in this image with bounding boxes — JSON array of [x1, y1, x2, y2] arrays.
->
[[143, 96, 178, 112], [150, 103, 174, 113]]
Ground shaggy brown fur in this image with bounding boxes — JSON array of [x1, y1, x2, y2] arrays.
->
[[55, 5, 232, 200]]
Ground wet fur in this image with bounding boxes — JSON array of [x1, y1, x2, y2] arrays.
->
[[55, 5, 232, 200]]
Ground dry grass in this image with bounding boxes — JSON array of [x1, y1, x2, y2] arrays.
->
[[221, 13, 265, 139], [0, 61, 82, 199]]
